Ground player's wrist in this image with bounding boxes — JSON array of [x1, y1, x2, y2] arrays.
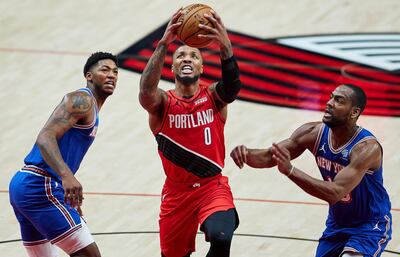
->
[[287, 165, 295, 178], [157, 40, 169, 48]]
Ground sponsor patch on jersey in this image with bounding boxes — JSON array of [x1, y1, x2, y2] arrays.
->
[[195, 97, 208, 105]]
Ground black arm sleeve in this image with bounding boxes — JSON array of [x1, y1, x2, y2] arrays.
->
[[215, 55, 242, 103]]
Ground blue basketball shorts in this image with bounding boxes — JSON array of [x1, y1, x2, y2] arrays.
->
[[9, 169, 83, 245], [316, 215, 392, 257]]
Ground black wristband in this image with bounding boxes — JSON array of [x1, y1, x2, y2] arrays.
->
[[221, 55, 237, 71], [216, 55, 242, 103]]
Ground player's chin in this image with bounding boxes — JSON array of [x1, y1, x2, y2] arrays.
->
[[322, 115, 332, 125], [103, 85, 116, 94], [322, 118, 337, 128], [103, 87, 115, 95]]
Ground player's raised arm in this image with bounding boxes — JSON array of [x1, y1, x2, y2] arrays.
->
[[199, 9, 242, 108], [139, 8, 182, 114]]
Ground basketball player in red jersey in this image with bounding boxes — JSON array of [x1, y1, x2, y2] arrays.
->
[[139, 8, 242, 257]]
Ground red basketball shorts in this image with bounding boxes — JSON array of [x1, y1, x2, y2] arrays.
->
[[159, 174, 235, 257]]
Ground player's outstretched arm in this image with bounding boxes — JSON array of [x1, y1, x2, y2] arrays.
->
[[272, 139, 381, 205], [139, 8, 182, 114], [231, 122, 319, 169], [36, 91, 93, 208]]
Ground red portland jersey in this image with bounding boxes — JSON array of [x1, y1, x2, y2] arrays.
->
[[155, 85, 226, 183]]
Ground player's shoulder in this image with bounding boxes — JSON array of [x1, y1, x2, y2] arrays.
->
[[353, 135, 381, 152], [290, 121, 323, 146], [297, 121, 323, 135], [63, 89, 93, 112], [350, 137, 382, 167], [207, 82, 218, 91]]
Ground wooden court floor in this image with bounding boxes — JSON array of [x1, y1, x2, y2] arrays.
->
[[0, 1, 399, 256]]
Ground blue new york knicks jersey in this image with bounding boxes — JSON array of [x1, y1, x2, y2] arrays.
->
[[313, 124, 391, 227], [23, 88, 98, 182]]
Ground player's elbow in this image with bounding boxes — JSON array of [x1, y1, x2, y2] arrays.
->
[[326, 186, 347, 205], [36, 130, 54, 150], [216, 80, 242, 103]]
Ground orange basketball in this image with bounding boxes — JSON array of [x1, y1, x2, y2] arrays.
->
[[177, 4, 214, 48]]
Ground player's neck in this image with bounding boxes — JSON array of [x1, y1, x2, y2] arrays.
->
[[330, 124, 359, 149], [174, 82, 199, 99], [87, 85, 107, 110]]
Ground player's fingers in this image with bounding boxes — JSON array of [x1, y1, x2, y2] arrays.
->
[[272, 143, 287, 159], [233, 150, 243, 168], [209, 9, 222, 22], [272, 154, 281, 164], [242, 146, 248, 163], [66, 189, 75, 206], [167, 8, 183, 27], [78, 187, 83, 206], [230, 148, 243, 168], [272, 145, 285, 161], [197, 33, 217, 41], [64, 188, 70, 204], [237, 146, 247, 168], [198, 23, 216, 33], [203, 12, 218, 26], [172, 8, 183, 21], [77, 205, 84, 217], [238, 145, 248, 164], [169, 22, 182, 31]]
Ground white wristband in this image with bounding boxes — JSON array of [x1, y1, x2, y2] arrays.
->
[[287, 166, 295, 177]]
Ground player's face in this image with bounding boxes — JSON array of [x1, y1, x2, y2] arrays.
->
[[172, 45, 203, 85], [323, 85, 355, 127], [88, 59, 118, 95]]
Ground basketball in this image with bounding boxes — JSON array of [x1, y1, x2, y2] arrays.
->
[[177, 4, 214, 48]]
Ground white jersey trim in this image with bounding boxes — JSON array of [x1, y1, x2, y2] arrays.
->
[[312, 123, 324, 155], [20, 170, 46, 177], [328, 126, 363, 154]]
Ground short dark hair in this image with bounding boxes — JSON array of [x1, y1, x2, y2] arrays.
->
[[343, 84, 367, 114], [83, 52, 118, 76]]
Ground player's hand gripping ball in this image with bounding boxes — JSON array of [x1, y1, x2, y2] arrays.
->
[[177, 4, 214, 48]]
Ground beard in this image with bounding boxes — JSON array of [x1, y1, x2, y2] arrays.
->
[[175, 74, 200, 86], [322, 115, 346, 128]]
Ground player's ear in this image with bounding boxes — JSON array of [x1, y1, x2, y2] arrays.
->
[[171, 65, 174, 73], [200, 64, 203, 74], [85, 72, 92, 82], [351, 106, 361, 119]]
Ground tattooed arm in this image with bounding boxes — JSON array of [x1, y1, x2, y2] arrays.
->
[[139, 8, 182, 131], [36, 91, 93, 209]]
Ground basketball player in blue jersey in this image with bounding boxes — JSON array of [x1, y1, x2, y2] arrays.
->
[[230, 84, 392, 257], [9, 52, 118, 257]]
